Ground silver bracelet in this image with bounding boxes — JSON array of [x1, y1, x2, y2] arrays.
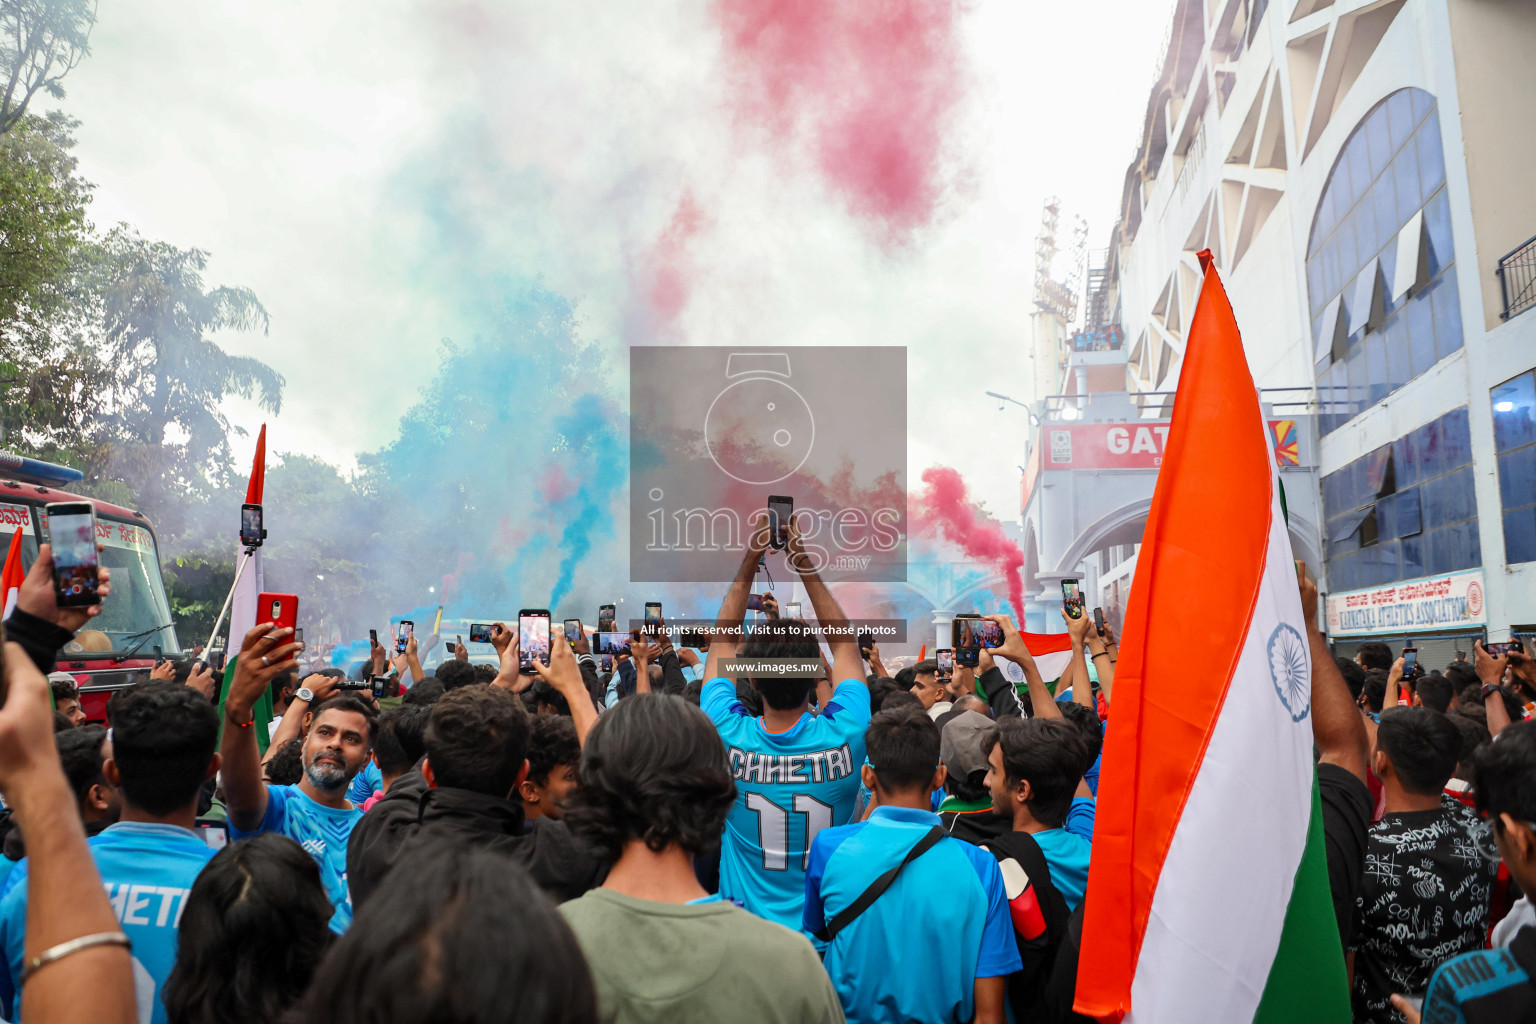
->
[[21, 931, 131, 984]]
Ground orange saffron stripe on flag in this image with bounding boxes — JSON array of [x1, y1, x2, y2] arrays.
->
[[1073, 252, 1274, 1021], [244, 423, 267, 506]]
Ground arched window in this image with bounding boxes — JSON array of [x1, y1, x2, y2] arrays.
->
[[1307, 88, 1459, 434]]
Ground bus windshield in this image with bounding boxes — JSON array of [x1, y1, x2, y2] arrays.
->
[[71, 517, 180, 658]]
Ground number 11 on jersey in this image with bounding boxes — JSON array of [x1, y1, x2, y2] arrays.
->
[[745, 793, 834, 871]]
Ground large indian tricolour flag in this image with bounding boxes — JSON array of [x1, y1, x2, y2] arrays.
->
[[1073, 251, 1349, 1023]]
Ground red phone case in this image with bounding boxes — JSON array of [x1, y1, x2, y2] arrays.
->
[[256, 592, 299, 663]]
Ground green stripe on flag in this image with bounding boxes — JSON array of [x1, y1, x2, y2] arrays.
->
[[1253, 771, 1351, 1023]]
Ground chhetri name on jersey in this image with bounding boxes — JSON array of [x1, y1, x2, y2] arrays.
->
[[728, 745, 856, 785]]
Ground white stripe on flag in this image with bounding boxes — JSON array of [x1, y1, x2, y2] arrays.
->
[[1126, 488, 1314, 1023]]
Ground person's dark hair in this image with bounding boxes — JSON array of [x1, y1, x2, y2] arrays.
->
[[1468, 720, 1536, 823], [1494, 685, 1527, 723], [105, 682, 219, 815], [530, 678, 571, 717], [307, 695, 378, 744], [1447, 711, 1491, 769], [868, 677, 897, 716], [893, 666, 916, 692], [913, 659, 937, 677], [373, 704, 430, 778], [264, 738, 305, 786], [402, 677, 446, 706], [565, 694, 734, 862], [983, 717, 1089, 828], [738, 619, 820, 710], [297, 844, 596, 1024], [472, 663, 498, 685], [315, 667, 345, 679], [1335, 657, 1365, 701], [527, 714, 579, 787], [51, 710, 75, 733], [864, 707, 940, 793], [56, 725, 108, 807], [424, 685, 529, 797], [1361, 669, 1388, 713], [1444, 660, 1477, 693], [434, 660, 478, 691], [1356, 641, 1393, 672], [163, 833, 332, 1024], [682, 678, 703, 706], [268, 669, 298, 707], [881, 689, 923, 713], [1415, 673, 1455, 713], [49, 676, 78, 704], [1375, 707, 1461, 795], [1054, 700, 1104, 773]]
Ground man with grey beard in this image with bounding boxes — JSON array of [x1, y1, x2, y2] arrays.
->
[[221, 623, 377, 933]]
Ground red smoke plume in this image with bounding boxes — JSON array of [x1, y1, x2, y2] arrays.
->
[[646, 191, 706, 326], [915, 466, 1025, 622], [712, 0, 968, 245]]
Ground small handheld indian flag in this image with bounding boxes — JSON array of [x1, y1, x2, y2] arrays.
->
[[1, 529, 24, 619], [1074, 251, 1349, 1023]]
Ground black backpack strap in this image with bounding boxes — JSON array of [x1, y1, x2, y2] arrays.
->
[[814, 825, 946, 944]]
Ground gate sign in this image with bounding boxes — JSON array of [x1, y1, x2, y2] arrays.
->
[[1044, 419, 1301, 470], [1326, 569, 1487, 637]]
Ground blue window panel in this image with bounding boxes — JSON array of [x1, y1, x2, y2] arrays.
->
[[1384, 314, 1412, 392], [1308, 263, 1324, 317], [1492, 372, 1536, 453], [1419, 417, 1445, 482], [1315, 185, 1339, 251], [1321, 240, 1340, 301], [1406, 291, 1437, 379], [1356, 196, 1379, 262], [1397, 486, 1423, 537], [1346, 335, 1369, 414], [1400, 535, 1425, 579], [1425, 526, 1454, 576], [1430, 272, 1463, 360], [1348, 131, 1374, 200], [1365, 107, 1392, 179], [1424, 188, 1454, 276], [1447, 520, 1481, 571], [1322, 469, 1344, 518], [1506, 506, 1536, 565], [1410, 88, 1433, 124], [1499, 447, 1536, 510], [1442, 408, 1472, 470], [1374, 169, 1400, 244], [1393, 155, 1421, 226], [1338, 214, 1360, 279], [1332, 145, 1356, 214], [1393, 434, 1419, 488], [1379, 239, 1401, 317], [1443, 467, 1476, 524], [1416, 122, 1446, 199], [1421, 474, 1447, 528], [1365, 332, 1389, 407], [1376, 493, 1398, 540], [1334, 551, 1359, 591], [1387, 90, 1416, 151]]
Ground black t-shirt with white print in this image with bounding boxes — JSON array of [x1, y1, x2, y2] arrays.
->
[[1350, 795, 1497, 1024]]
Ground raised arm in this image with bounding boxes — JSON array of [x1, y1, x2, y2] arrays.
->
[[262, 674, 340, 765], [705, 527, 769, 682], [1063, 608, 1094, 710], [1087, 623, 1115, 703], [1476, 641, 1514, 736], [532, 638, 597, 746], [787, 520, 863, 690], [987, 615, 1062, 720], [1297, 563, 1368, 783], [220, 624, 302, 832]]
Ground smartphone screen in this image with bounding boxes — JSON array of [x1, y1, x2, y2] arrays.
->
[[596, 631, 631, 656], [600, 654, 614, 673], [976, 620, 1004, 648], [45, 503, 100, 607], [857, 630, 874, 653], [563, 619, 583, 648], [1093, 607, 1106, 634], [519, 610, 551, 674], [767, 495, 793, 550], [786, 601, 802, 619], [1402, 647, 1418, 676], [469, 623, 493, 644], [445, 641, 457, 654], [396, 621, 413, 654], [1062, 579, 1084, 618], [240, 503, 263, 546], [598, 604, 616, 633], [746, 593, 763, 612], [936, 649, 954, 675], [644, 602, 662, 635], [369, 629, 378, 646]]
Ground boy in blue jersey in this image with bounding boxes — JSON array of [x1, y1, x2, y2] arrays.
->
[[702, 520, 871, 929], [804, 706, 1020, 1024], [0, 682, 222, 1024], [222, 622, 376, 933]]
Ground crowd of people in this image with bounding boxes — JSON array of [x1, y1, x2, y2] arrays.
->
[[0, 526, 1534, 1023]]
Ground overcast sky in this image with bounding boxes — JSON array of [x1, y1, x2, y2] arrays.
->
[[53, 0, 1174, 522]]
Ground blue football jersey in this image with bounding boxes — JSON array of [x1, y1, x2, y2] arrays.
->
[[348, 760, 383, 805], [229, 783, 361, 932], [0, 822, 216, 1024], [702, 677, 871, 929]]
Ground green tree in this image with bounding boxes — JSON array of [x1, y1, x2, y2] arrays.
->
[[0, 0, 96, 135]]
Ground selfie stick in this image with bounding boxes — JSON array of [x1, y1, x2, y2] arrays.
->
[[202, 543, 260, 657]]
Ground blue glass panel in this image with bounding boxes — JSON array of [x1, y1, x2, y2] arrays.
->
[[1406, 292, 1437, 378], [1376, 493, 1399, 539], [1421, 473, 1447, 528], [1379, 236, 1400, 316], [1430, 272, 1463, 359], [1338, 213, 1359, 279], [1347, 340, 1368, 417], [1443, 408, 1471, 470], [1325, 361, 1349, 433], [1492, 372, 1536, 453], [1387, 90, 1415, 151], [1410, 88, 1433, 124], [1373, 167, 1400, 240], [1322, 239, 1340, 300], [1348, 131, 1374, 200], [1419, 417, 1445, 481], [1308, 262, 1324, 316], [1424, 188, 1454, 276], [1322, 469, 1343, 518], [1397, 486, 1423, 536], [1400, 535, 1425, 578], [1365, 331, 1389, 408], [1425, 526, 1453, 576], [1443, 466, 1476, 523], [1365, 107, 1392, 179], [1506, 506, 1536, 565], [1394, 434, 1419, 488], [1384, 313, 1412, 392], [1416, 120, 1446, 198], [1448, 520, 1481, 571], [1333, 145, 1356, 213], [1394, 155, 1421, 226], [1316, 184, 1339, 250], [1500, 447, 1536, 510], [1356, 196, 1378, 262]]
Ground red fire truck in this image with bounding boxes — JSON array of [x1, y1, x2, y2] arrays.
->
[[0, 453, 180, 723]]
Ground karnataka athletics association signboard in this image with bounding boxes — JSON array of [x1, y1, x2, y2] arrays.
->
[[1325, 568, 1487, 637]]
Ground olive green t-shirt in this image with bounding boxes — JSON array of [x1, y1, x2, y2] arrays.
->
[[560, 888, 844, 1024]]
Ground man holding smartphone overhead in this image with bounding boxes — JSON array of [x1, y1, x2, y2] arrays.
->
[[701, 517, 871, 930]]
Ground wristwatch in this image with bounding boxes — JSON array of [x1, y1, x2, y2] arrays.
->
[[295, 687, 315, 703]]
